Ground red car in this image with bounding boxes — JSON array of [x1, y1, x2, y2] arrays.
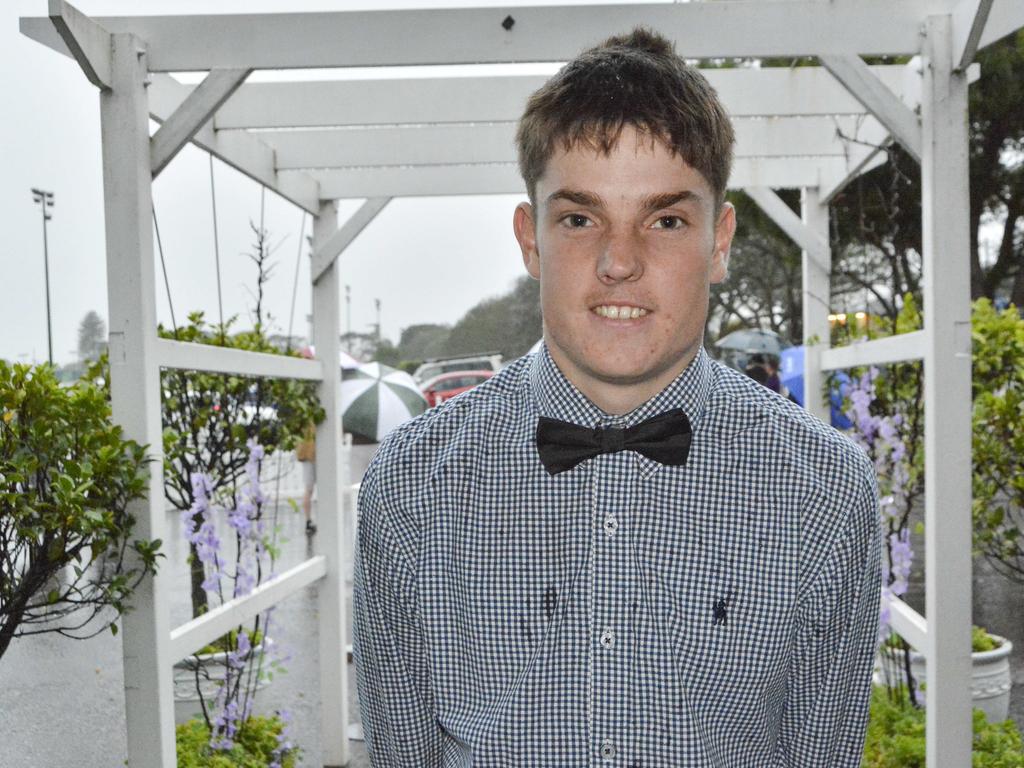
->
[[420, 370, 494, 407]]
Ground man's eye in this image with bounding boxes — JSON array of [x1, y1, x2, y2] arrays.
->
[[652, 215, 685, 230], [562, 214, 592, 228]]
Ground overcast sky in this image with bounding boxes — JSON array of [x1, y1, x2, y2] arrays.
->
[[4, 0, 647, 366]]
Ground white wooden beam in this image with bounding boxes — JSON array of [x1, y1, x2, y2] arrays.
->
[[47, 0, 111, 89], [263, 116, 874, 172], [819, 330, 926, 371], [819, 54, 923, 163], [953, 0, 995, 70], [920, 15, 974, 767], [44, 2, 951, 71], [890, 598, 929, 654], [977, 0, 1024, 49], [148, 73, 320, 214], [150, 68, 251, 177], [311, 198, 390, 284], [311, 200, 351, 766], [155, 338, 324, 380], [169, 556, 326, 663], [99, 32, 174, 768], [307, 157, 852, 199], [800, 187, 831, 424], [744, 186, 829, 274], [209, 66, 919, 129]]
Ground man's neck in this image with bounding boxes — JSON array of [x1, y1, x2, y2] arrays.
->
[[548, 343, 701, 417]]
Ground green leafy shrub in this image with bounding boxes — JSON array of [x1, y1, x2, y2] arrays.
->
[[176, 715, 298, 767], [971, 299, 1024, 582], [0, 361, 160, 661], [863, 686, 1024, 767]]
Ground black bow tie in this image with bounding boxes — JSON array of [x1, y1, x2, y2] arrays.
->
[[536, 408, 692, 475]]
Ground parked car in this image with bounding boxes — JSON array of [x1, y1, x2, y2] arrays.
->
[[413, 352, 503, 384], [420, 370, 494, 407]]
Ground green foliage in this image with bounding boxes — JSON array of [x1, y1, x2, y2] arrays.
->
[[972, 300, 1024, 581], [0, 361, 159, 660], [176, 715, 298, 768], [973, 625, 1002, 653], [443, 275, 541, 361], [833, 297, 1024, 584], [862, 686, 1024, 767]]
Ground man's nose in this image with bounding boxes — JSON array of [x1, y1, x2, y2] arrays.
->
[[596, 231, 643, 283]]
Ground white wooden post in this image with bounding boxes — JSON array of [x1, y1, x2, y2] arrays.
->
[[100, 33, 176, 768], [801, 187, 832, 423], [920, 14, 974, 768], [312, 200, 350, 767]]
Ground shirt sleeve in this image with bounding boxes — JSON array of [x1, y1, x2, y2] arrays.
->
[[774, 464, 883, 767], [352, 457, 445, 766]]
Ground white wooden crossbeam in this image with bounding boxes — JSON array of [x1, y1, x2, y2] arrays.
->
[[305, 156, 853, 199], [742, 187, 830, 274], [148, 74, 320, 214], [150, 68, 252, 177], [263, 116, 878, 171], [210, 66, 917, 129], [977, 0, 1024, 49], [311, 198, 391, 284], [43, 1, 952, 71], [47, 0, 111, 90], [819, 54, 923, 164], [953, 0, 995, 70], [819, 331, 926, 371], [889, 598, 929, 653], [155, 338, 324, 380], [169, 556, 327, 662]]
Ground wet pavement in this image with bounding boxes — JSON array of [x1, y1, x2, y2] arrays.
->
[[1, 442, 1020, 767]]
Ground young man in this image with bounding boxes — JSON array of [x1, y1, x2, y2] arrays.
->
[[354, 29, 881, 767]]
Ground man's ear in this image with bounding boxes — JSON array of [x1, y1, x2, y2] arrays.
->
[[514, 202, 541, 279], [710, 201, 736, 284]]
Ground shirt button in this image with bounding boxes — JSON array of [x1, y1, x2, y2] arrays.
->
[[603, 516, 618, 535], [599, 628, 615, 649], [600, 739, 616, 759]]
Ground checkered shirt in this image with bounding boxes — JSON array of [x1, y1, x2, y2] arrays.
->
[[353, 345, 882, 767]]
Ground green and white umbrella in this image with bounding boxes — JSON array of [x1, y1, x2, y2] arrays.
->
[[341, 362, 428, 442]]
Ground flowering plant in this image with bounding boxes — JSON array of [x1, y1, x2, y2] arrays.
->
[[180, 438, 298, 765], [843, 364, 921, 703]]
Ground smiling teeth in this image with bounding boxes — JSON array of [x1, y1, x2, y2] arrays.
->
[[595, 306, 648, 319]]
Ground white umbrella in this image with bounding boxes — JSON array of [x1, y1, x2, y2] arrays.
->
[[341, 362, 428, 442]]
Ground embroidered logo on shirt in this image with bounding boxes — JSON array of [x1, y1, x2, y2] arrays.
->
[[713, 594, 732, 626]]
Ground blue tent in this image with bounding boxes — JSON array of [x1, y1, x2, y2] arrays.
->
[[779, 346, 852, 430]]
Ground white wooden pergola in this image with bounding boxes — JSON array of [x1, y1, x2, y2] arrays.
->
[[20, 1, 1024, 766]]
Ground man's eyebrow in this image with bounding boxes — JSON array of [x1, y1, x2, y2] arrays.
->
[[641, 190, 702, 213], [546, 189, 604, 208]]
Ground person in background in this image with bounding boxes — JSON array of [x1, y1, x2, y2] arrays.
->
[[295, 422, 317, 536]]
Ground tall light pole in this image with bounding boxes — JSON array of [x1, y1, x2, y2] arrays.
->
[[31, 188, 55, 365], [374, 298, 382, 343]]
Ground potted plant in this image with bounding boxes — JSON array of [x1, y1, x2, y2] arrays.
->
[[0, 361, 161, 661]]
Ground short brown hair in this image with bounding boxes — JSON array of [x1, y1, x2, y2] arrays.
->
[[515, 28, 734, 206]]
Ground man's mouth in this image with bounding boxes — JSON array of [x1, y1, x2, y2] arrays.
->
[[592, 305, 649, 319]]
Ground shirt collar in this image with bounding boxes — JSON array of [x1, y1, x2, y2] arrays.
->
[[528, 342, 713, 432]]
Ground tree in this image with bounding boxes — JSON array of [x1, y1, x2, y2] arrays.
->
[[443, 276, 541, 360], [710, 190, 804, 344], [77, 310, 107, 362], [397, 323, 451, 363]]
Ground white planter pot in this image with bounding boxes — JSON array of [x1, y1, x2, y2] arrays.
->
[[874, 635, 1014, 723], [172, 642, 270, 724]]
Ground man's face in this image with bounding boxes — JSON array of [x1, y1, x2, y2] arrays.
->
[[514, 124, 735, 413]]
